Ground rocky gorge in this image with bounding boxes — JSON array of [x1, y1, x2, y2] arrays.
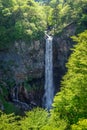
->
[[0, 23, 76, 113]]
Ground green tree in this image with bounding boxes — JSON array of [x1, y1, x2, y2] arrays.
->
[[20, 108, 48, 130], [50, 30, 87, 129], [0, 0, 46, 49], [72, 119, 87, 130], [49, 0, 87, 34], [0, 111, 20, 130]]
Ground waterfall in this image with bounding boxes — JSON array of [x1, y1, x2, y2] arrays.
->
[[43, 35, 54, 110], [12, 84, 30, 110], [14, 85, 18, 100], [12, 85, 18, 101]]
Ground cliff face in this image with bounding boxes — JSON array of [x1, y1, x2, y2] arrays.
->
[[0, 39, 45, 111], [0, 23, 76, 112], [53, 23, 76, 92], [0, 40, 45, 82]]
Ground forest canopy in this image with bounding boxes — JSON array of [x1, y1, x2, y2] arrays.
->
[[1, 0, 87, 49], [0, 0, 46, 49]]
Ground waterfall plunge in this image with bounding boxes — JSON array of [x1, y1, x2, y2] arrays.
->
[[43, 35, 54, 110]]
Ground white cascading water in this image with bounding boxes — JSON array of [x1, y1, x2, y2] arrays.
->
[[43, 35, 54, 110]]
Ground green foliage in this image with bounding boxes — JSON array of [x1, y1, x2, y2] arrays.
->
[[0, 81, 20, 114], [1, 0, 87, 46], [0, 30, 87, 130], [0, 0, 46, 49], [43, 5, 53, 27], [50, 30, 87, 129], [49, 0, 87, 34], [1, 0, 87, 129], [0, 111, 20, 130], [72, 119, 87, 130], [0, 108, 48, 130], [20, 108, 48, 130]]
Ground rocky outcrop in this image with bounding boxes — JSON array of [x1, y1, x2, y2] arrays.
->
[[0, 39, 45, 111], [0, 39, 45, 82], [0, 102, 4, 111], [53, 23, 76, 92]]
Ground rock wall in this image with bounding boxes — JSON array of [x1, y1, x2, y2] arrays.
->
[[53, 23, 76, 92], [0, 39, 45, 110], [0, 40, 45, 82]]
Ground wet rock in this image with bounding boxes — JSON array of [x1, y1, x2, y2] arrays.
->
[[0, 102, 4, 111], [53, 23, 76, 92], [0, 39, 45, 83]]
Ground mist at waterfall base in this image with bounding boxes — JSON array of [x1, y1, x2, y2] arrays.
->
[[43, 35, 54, 110]]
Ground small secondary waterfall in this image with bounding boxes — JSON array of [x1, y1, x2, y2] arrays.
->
[[12, 85, 30, 110], [43, 35, 54, 110]]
